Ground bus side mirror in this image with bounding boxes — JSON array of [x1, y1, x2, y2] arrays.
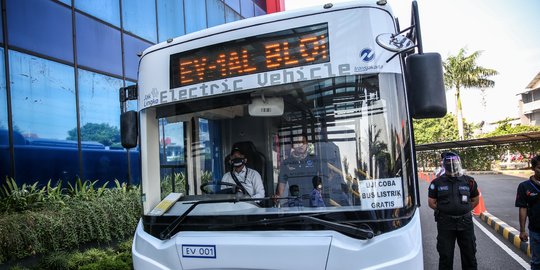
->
[[406, 53, 447, 119], [121, 110, 138, 149]]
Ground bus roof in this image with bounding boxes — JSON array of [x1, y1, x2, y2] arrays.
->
[[141, 0, 394, 57]]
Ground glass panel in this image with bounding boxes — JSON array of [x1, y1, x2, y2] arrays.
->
[[122, 0, 157, 43], [185, 0, 207, 34], [157, 0, 185, 42], [123, 34, 152, 80], [253, 0, 266, 11], [195, 118, 213, 182], [523, 93, 532, 103], [203, 119, 223, 182], [0, 48, 7, 180], [76, 12, 122, 76], [78, 69, 129, 183], [225, 0, 240, 13], [206, 0, 225, 28], [534, 90, 540, 102], [0, 5, 3, 43], [7, 0, 73, 62], [59, 0, 72, 6], [225, 5, 241, 23], [240, 0, 254, 18], [9, 51, 78, 184], [254, 3, 265, 16], [159, 119, 186, 196], [75, 0, 120, 26]]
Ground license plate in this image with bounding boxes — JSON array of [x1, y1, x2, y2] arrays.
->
[[181, 245, 216, 258]]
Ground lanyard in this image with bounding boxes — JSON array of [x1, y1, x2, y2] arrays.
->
[[231, 167, 249, 195], [234, 168, 249, 183]]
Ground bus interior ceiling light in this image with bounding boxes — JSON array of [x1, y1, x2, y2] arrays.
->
[[248, 96, 284, 117]]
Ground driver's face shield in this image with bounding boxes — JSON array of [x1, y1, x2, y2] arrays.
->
[[443, 156, 463, 177]]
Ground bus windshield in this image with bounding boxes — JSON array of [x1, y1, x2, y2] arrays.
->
[[153, 72, 415, 235]]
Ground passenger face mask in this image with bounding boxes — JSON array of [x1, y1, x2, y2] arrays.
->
[[443, 155, 463, 177]]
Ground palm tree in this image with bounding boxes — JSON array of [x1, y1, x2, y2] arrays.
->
[[443, 48, 498, 140]]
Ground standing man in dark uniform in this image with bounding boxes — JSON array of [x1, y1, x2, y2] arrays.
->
[[428, 151, 480, 270], [275, 134, 321, 206], [515, 154, 540, 270]]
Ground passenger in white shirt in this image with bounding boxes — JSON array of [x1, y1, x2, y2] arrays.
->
[[221, 147, 265, 198]]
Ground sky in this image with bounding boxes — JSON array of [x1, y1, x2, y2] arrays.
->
[[284, 0, 540, 128]]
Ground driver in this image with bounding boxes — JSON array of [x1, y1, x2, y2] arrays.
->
[[221, 147, 265, 198]]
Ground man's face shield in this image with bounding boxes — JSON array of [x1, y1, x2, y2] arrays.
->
[[443, 155, 463, 177]]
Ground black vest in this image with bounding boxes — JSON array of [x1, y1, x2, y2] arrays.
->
[[435, 175, 473, 216]]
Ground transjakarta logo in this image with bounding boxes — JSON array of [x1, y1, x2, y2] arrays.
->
[[359, 48, 375, 62]]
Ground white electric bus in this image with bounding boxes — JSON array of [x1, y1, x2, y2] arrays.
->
[[120, 1, 446, 269]]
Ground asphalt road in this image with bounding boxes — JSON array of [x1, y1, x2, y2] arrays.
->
[[474, 173, 529, 230], [419, 174, 531, 270]]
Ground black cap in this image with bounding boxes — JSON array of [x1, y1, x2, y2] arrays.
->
[[230, 147, 243, 155]]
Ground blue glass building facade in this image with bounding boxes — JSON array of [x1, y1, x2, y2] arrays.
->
[[0, 0, 269, 185]]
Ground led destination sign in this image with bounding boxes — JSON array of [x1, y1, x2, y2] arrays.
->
[[170, 23, 329, 88]]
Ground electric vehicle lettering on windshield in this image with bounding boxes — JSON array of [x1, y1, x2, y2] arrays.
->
[[151, 63, 353, 106]]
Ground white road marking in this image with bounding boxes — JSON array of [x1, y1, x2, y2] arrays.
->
[[473, 218, 529, 269]]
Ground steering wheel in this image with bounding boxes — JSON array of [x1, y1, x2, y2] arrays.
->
[[200, 182, 238, 194]]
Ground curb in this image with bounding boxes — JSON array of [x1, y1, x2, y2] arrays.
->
[[479, 211, 530, 257], [466, 171, 502, 175], [494, 170, 531, 177]]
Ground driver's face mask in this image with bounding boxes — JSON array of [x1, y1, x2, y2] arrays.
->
[[443, 156, 463, 177], [231, 157, 246, 167]]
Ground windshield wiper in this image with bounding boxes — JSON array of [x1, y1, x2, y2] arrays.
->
[[159, 195, 290, 240], [300, 215, 375, 239], [210, 214, 375, 240]]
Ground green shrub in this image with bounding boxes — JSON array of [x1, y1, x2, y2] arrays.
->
[[0, 186, 141, 264], [34, 240, 133, 270], [7, 265, 30, 270], [0, 178, 117, 214], [78, 258, 131, 270], [0, 178, 46, 213], [36, 251, 71, 270], [66, 178, 109, 201]]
